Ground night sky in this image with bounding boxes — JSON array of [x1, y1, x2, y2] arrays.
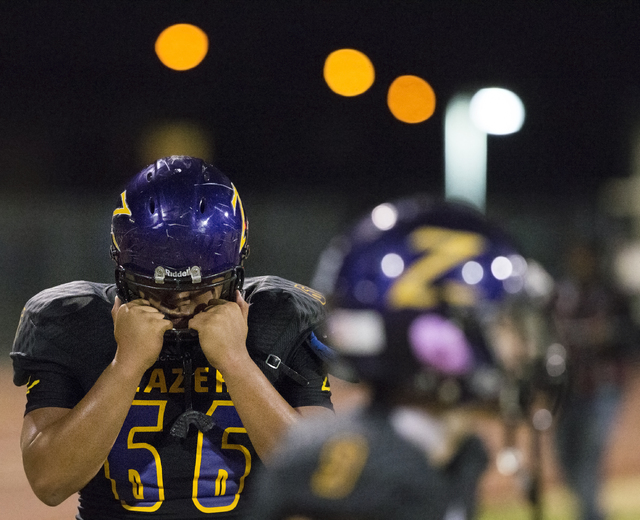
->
[[2, 1, 640, 210]]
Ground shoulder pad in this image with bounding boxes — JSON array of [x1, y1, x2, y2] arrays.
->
[[18, 281, 114, 318], [243, 276, 327, 380], [11, 281, 116, 385], [244, 276, 327, 335]]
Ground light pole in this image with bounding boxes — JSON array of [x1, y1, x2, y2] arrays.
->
[[444, 87, 525, 212]]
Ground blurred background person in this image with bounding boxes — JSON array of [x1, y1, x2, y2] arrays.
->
[[551, 239, 640, 520], [243, 195, 557, 520]]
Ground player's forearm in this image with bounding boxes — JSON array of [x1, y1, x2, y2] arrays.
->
[[217, 353, 301, 461], [22, 359, 143, 505]]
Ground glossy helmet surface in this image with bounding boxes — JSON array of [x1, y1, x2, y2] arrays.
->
[[313, 195, 549, 407], [110, 156, 249, 303]]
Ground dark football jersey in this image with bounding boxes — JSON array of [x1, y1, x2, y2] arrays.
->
[[11, 277, 333, 519], [243, 409, 488, 520]]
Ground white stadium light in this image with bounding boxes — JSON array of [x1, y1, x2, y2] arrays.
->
[[371, 203, 398, 230], [444, 94, 487, 211], [461, 261, 484, 285], [445, 87, 525, 212], [491, 256, 513, 280], [381, 253, 405, 278], [469, 88, 525, 135]]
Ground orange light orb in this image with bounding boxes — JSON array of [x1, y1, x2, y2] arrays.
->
[[155, 24, 209, 71], [324, 49, 375, 97], [387, 75, 436, 123]]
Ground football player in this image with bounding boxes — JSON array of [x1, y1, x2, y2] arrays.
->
[[10, 156, 334, 519], [244, 195, 555, 520]]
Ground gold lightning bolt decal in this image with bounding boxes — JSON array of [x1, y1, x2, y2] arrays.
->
[[231, 183, 248, 253], [113, 191, 132, 217], [26, 378, 41, 394], [111, 190, 132, 252]]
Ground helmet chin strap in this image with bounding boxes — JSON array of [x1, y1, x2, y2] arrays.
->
[[167, 335, 215, 438], [114, 267, 132, 302], [231, 266, 245, 299], [164, 270, 243, 436], [155, 329, 217, 437]]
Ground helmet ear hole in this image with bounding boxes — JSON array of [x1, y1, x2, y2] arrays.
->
[[199, 198, 206, 213], [148, 198, 155, 215]]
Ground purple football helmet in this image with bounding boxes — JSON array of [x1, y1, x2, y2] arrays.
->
[[313, 195, 551, 406], [110, 156, 249, 303]]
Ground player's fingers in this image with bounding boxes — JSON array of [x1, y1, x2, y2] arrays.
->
[[235, 290, 250, 320], [111, 295, 122, 321], [159, 317, 174, 331], [115, 300, 172, 334], [127, 298, 152, 307], [126, 300, 169, 316], [111, 296, 122, 332], [204, 298, 227, 311]]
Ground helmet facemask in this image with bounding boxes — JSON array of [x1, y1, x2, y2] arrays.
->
[[114, 264, 245, 304]]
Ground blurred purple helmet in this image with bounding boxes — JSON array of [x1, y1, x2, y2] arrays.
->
[[313, 195, 549, 406], [110, 156, 249, 302]]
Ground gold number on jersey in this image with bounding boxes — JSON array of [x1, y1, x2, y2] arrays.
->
[[104, 400, 166, 512], [310, 434, 369, 499]]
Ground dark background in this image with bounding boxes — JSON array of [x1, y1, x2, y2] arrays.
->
[[3, 2, 640, 197], [2, 1, 640, 350]]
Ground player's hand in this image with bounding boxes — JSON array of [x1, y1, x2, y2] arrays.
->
[[189, 290, 250, 372], [111, 296, 173, 375]]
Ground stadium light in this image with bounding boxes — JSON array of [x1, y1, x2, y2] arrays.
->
[[445, 88, 525, 211], [470, 88, 525, 135]]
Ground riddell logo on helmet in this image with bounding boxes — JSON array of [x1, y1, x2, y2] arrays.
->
[[154, 265, 202, 284], [165, 268, 192, 278]]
